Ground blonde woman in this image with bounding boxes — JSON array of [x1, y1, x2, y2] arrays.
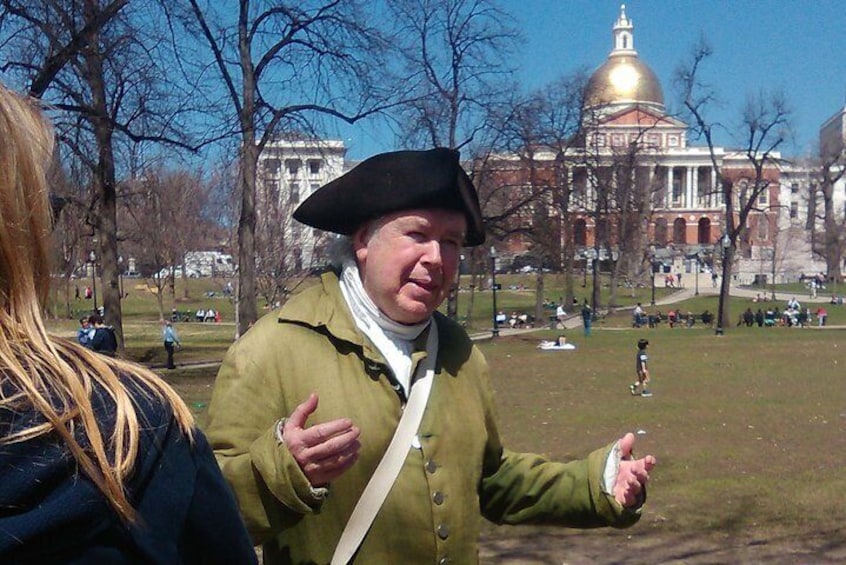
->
[[0, 86, 256, 563]]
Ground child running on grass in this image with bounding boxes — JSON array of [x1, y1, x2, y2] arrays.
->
[[630, 338, 652, 397]]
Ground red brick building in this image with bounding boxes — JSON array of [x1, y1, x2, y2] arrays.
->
[[476, 5, 780, 281]]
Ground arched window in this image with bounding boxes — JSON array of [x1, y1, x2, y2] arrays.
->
[[573, 218, 587, 247], [596, 218, 609, 245], [697, 217, 711, 244], [757, 215, 769, 241], [654, 218, 668, 246], [673, 218, 687, 245]]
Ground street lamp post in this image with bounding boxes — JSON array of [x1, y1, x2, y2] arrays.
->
[[649, 246, 656, 306], [490, 246, 499, 337], [118, 255, 125, 299], [88, 251, 98, 312], [694, 253, 700, 296]]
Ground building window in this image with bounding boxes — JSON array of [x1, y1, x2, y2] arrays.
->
[[291, 222, 302, 240], [573, 219, 587, 247], [696, 167, 711, 206], [611, 134, 623, 147], [264, 158, 280, 174], [757, 216, 769, 241], [308, 160, 321, 176], [790, 202, 798, 219], [290, 183, 300, 204], [697, 217, 711, 244], [757, 189, 768, 206], [667, 135, 679, 147], [266, 180, 279, 204], [790, 182, 799, 194], [673, 217, 686, 245], [594, 134, 606, 147], [286, 159, 300, 177], [672, 176, 683, 207], [654, 218, 668, 245], [572, 168, 588, 207]]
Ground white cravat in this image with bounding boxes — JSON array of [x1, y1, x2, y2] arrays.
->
[[338, 260, 429, 397]]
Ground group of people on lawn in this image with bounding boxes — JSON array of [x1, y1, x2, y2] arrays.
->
[[739, 296, 828, 327], [632, 303, 713, 329]]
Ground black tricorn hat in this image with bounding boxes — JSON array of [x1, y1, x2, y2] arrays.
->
[[292, 148, 485, 246]]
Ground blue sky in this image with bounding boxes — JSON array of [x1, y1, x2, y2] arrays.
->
[[341, 0, 846, 160]]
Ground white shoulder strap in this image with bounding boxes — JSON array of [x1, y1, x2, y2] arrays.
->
[[331, 322, 439, 565]]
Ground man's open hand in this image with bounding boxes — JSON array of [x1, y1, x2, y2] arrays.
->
[[613, 432, 656, 508], [282, 393, 361, 487]]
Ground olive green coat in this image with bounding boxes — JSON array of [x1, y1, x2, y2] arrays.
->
[[207, 272, 639, 564]]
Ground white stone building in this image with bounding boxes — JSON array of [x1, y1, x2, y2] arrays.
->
[[257, 137, 347, 271]]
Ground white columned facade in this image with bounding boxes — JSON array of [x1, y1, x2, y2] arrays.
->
[[664, 169, 673, 210], [685, 167, 694, 209], [710, 169, 718, 208]]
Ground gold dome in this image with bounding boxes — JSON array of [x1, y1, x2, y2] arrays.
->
[[584, 5, 665, 112], [585, 54, 664, 110]]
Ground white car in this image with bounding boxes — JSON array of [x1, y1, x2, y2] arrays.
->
[[154, 265, 201, 279]]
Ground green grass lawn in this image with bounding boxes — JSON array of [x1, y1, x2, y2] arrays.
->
[[45, 274, 846, 555], [481, 327, 846, 541]]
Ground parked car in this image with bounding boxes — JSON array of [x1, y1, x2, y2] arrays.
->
[[154, 265, 201, 279]]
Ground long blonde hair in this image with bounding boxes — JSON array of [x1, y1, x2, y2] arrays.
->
[[0, 84, 194, 522]]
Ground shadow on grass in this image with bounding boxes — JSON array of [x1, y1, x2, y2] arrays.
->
[[480, 524, 846, 564]]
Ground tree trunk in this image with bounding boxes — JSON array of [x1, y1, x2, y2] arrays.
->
[[608, 258, 619, 309], [446, 284, 459, 319], [83, 0, 124, 353], [534, 271, 544, 327], [822, 178, 844, 282], [236, 16, 258, 337], [237, 138, 259, 337], [591, 254, 600, 312]]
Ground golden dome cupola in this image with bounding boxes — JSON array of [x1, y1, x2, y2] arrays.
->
[[585, 4, 665, 113]]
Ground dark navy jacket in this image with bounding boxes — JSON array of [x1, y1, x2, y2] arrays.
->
[[0, 376, 257, 564]]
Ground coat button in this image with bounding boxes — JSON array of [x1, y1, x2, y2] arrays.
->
[[426, 459, 438, 474], [438, 558, 450, 565], [437, 524, 449, 540], [432, 491, 445, 505]]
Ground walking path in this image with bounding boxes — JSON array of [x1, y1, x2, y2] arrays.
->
[[152, 282, 840, 370], [468, 279, 842, 341]]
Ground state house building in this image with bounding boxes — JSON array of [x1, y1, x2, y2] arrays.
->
[[476, 5, 785, 283], [263, 5, 842, 283]]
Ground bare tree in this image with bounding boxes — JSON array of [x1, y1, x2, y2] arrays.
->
[[120, 168, 208, 320], [486, 72, 590, 323], [387, 0, 518, 149], [0, 0, 198, 352], [810, 134, 846, 283], [602, 133, 663, 309], [386, 0, 518, 319], [674, 37, 791, 333], [173, 0, 391, 336]]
